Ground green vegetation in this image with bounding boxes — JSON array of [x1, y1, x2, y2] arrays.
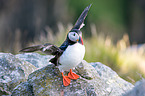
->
[[67, 0, 127, 38], [85, 33, 145, 83]]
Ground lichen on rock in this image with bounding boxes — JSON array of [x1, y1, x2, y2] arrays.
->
[[0, 53, 134, 96], [12, 59, 134, 96]]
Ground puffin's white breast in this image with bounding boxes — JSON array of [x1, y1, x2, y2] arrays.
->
[[58, 43, 85, 72]]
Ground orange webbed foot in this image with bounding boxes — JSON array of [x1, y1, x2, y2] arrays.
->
[[68, 69, 79, 80], [62, 72, 71, 86]]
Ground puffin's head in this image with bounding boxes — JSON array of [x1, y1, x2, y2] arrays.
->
[[68, 29, 83, 45]]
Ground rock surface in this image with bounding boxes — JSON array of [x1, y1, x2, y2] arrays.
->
[[11, 53, 134, 96], [16, 53, 53, 68], [0, 53, 134, 96], [0, 53, 37, 95], [124, 79, 145, 96], [90, 62, 134, 95]]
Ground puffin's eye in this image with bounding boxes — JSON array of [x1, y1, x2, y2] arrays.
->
[[68, 32, 79, 42], [73, 33, 75, 36]]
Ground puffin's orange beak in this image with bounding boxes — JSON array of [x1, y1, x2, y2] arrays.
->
[[77, 36, 83, 45], [80, 37, 83, 45]]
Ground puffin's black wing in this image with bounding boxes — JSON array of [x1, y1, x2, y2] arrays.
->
[[20, 43, 63, 55], [20, 43, 63, 66], [72, 4, 92, 30]]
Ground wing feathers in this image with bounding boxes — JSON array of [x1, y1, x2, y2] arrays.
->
[[19, 45, 42, 52], [72, 4, 92, 30], [20, 43, 62, 55]]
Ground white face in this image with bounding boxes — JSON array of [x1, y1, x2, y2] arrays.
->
[[68, 32, 79, 42]]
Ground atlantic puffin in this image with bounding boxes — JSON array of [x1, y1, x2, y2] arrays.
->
[[20, 4, 91, 86]]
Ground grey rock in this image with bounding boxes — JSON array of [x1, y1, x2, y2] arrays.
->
[[0, 53, 134, 96], [0, 53, 37, 95], [124, 79, 145, 96], [12, 82, 34, 96], [16, 53, 53, 68], [12, 58, 134, 96], [90, 62, 134, 95]]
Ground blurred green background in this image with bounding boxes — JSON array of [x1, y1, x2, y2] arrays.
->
[[0, 0, 145, 83]]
